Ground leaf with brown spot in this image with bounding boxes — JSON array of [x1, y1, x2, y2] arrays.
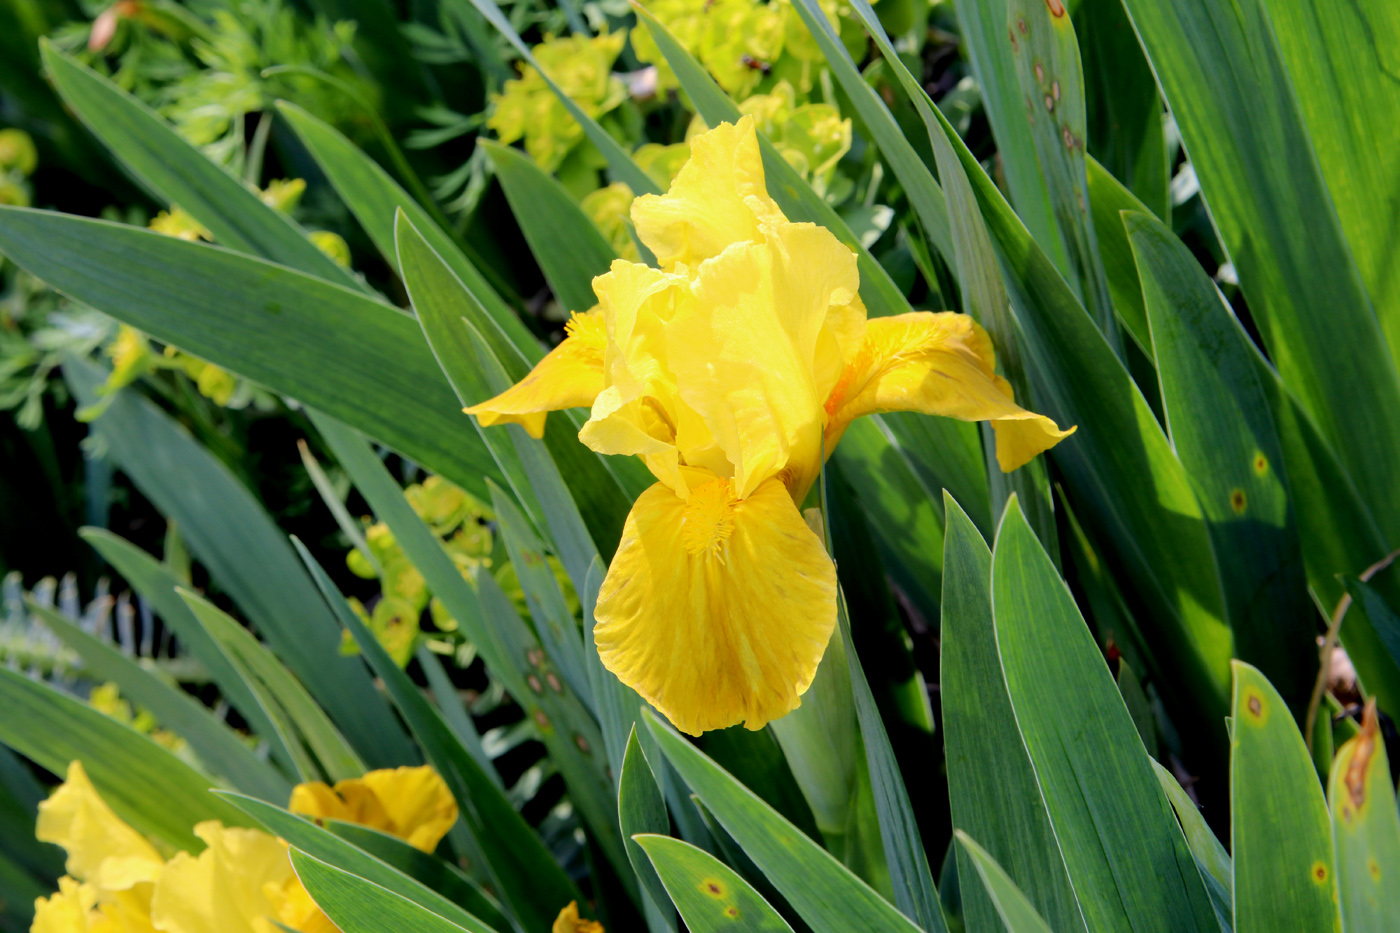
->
[[1328, 699, 1400, 930]]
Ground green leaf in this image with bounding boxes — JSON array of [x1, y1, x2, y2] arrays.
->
[[1259, 0, 1400, 374], [953, 832, 1055, 933], [1150, 758, 1233, 906], [1074, 0, 1169, 220], [177, 589, 365, 783], [1127, 209, 1313, 709], [1328, 712, 1400, 931], [786, 0, 952, 260], [78, 528, 296, 776], [481, 140, 617, 315], [1118, 0, 1400, 544], [940, 494, 1084, 933], [291, 849, 482, 933], [39, 42, 357, 288], [1006, 0, 1118, 344], [1085, 156, 1153, 351], [64, 359, 414, 768], [644, 709, 921, 933], [619, 727, 678, 927], [26, 602, 290, 802], [274, 101, 533, 357], [291, 536, 582, 932], [1, 208, 504, 505], [635, 834, 795, 932], [0, 668, 254, 851], [219, 792, 505, 933], [1343, 578, 1400, 678], [1230, 661, 1339, 933], [992, 497, 1217, 932]]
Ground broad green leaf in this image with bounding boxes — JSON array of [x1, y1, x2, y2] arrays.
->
[[1006, 0, 1118, 344], [219, 792, 504, 933], [940, 494, 1084, 933], [38, 42, 357, 288], [1127, 210, 1313, 709], [1328, 709, 1400, 931], [291, 537, 581, 932], [644, 709, 921, 933], [1259, 0, 1400, 373], [1150, 758, 1232, 901], [291, 850, 480, 933], [462, 0, 659, 197], [1118, 0, 1400, 543], [1074, 0, 1169, 220], [3, 208, 504, 505], [1085, 156, 1152, 351], [1343, 578, 1400, 676], [1230, 661, 1338, 933], [0, 742, 63, 880], [954, 832, 1055, 933], [942, 0, 1066, 269], [27, 602, 290, 802], [274, 101, 534, 358], [78, 527, 296, 774], [635, 834, 795, 932], [620, 728, 678, 928], [786, 0, 953, 260], [993, 497, 1217, 932], [481, 140, 617, 315], [64, 359, 414, 768], [0, 667, 253, 851], [178, 589, 365, 783]]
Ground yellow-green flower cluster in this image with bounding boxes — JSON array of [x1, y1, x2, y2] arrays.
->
[[0, 128, 38, 207], [580, 143, 690, 262], [632, 0, 865, 99], [88, 683, 188, 757], [733, 79, 851, 196], [487, 32, 629, 175]]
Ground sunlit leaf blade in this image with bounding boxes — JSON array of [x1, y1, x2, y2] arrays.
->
[[37, 42, 358, 289], [993, 497, 1217, 932], [481, 139, 617, 315], [27, 602, 290, 802], [1118, 0, 1400, 543], [635, 834, 795, 932], [644, 709, 922, 933], [291, 536, 582, 931], [953, 832, 1055, 933], [275, 101, 536, 360], [1006, 0, 1118, 345], [178, 589, 365, 784], [619, 728, 678, 928], [64, 359, 415, 768], [220, 793, 505, 933], [1, 208, 503, 503], [1327, 708, 1400, 931], [291, 850, 483, 933], [1127, 210, 1313, 709], [0, 668, 254, 851], [1229, 661, 1339, 933], [940, 494, 1084, 933], [1259, 0, 1400, 373]]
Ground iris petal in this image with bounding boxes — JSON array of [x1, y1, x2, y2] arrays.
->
[[594, 470, 836, 735]]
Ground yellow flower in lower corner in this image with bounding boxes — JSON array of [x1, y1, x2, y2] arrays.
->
[[553, 901, 604, 933], [464, 115, 1074, 736], [149, 822, 292, 933], [288, 764, 458, 853]]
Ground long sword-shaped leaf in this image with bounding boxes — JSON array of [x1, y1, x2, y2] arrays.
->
[[1119, 0, 1400, 541], [635, 834, 795, 933], [993, 497, 1217, 932], [941, 494, 1085, 933], [291, 850, 482, 933], [1328, 705, 1400, 931], [1229, 661, 1338, 933], [620, 728, 678, 930], [39, 42, 357, 288], [954, 832, 1056, 933]]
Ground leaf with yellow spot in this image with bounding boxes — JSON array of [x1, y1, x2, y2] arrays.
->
[[1328, 700, 1400, 931], [634, 834, 795, 932], [1230, 661, 1340, 933]]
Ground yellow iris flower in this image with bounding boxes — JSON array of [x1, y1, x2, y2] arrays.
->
[[466, 115, 1073, 735], [31, 761, 459, 933], [553, 901, 605, 932]]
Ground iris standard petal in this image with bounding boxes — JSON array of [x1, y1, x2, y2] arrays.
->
[[464, 309, 607, 437], [593, 470, 836, 735], [149, 822, 291, 933], [630, 115, 784, 270], [824, 312, 1074, 471], [35, 761, 165, 894]]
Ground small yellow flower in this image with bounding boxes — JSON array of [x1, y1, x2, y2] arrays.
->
[[288, 765, 458, 853], [308, 230, 351, 267], [553, 900, 605, 933], [468, 116, 1072, 735], [581, 182, 640, 262], [147, 209, 210, 242], [259, 178, 307, 213], [0, 127, 38, 176]]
